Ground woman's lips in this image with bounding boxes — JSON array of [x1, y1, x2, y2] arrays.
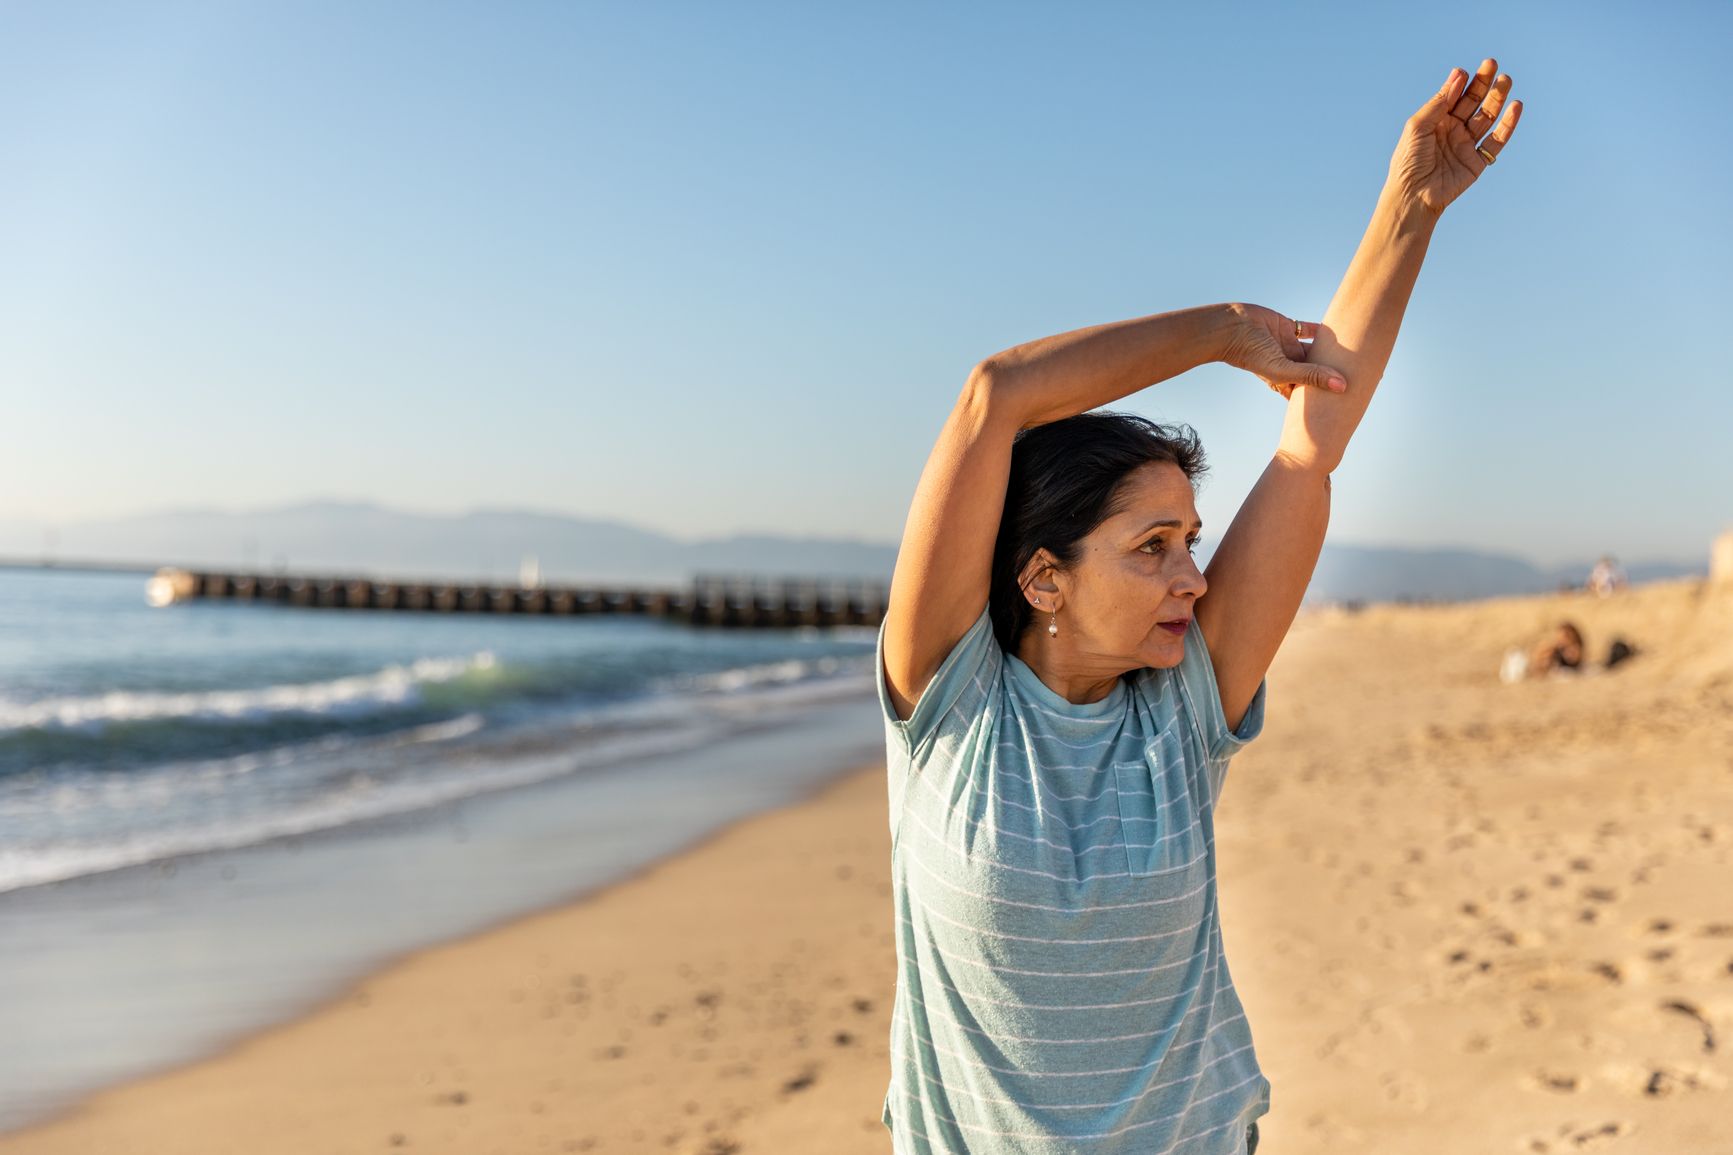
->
[[1158, 619, 1189, 636]]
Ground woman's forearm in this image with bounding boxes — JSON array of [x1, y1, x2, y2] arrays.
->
[[974, 303, 1231, 430], [1277, 186, 1440, 473]]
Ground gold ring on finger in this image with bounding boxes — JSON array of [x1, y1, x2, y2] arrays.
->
[[1293, 320, 1303, 338], [1476, 145, 1496, 165]]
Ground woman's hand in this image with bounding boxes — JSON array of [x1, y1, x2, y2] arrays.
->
[[1388, 59, 1523, 218], [1216, 301, 1349, 400]]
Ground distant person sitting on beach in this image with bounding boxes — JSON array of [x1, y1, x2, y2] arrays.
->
[[1500, 620, 1586, 683], [876, 59, 1521, 1153], [1587, 554, 1628, 597], [1534, 620, 1586, 673]]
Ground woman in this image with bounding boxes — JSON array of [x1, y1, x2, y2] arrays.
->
[[1501, 620, 1587, 683], [1530, 621, 1586, 674], [876, 60, 1522, 1153]]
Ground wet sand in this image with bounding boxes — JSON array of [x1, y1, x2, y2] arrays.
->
[[2, 577, 1728, 1154]]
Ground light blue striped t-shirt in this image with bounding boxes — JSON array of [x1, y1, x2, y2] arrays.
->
[[876, 602, 1271, 1153]]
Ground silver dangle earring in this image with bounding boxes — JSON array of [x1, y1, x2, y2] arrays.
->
[[1034, 596, 1056, 637], [1048, 610, 1057, 637]]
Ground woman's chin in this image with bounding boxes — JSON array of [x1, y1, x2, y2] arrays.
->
[[1143, 635, 1186, 668]]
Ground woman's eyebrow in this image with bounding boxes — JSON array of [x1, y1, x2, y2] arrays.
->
[[1135, 518, 1204, 535]]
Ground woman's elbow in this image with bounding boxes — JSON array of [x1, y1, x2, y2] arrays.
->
[[964, 361, 1033, 430]]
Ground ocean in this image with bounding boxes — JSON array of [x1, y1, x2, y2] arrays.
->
[[0, 565, 886, 1135]]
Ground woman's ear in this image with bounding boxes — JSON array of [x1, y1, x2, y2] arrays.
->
[[1019, 550, 1063, 610]]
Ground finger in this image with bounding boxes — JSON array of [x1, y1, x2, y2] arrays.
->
[[1302, 364, 1348, 394], [1410, 66, 1469, 126], [1455, 94, 1525, 171], [1277, 318, 1319, 363], [1477, 98, 1522, 162], [1449, 58, 1498, 123], [1273, 361, 1347, 394], [1465, 72, 1513, 141]]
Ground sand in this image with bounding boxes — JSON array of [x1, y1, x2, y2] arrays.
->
[[3, 576, 1729, 1155]]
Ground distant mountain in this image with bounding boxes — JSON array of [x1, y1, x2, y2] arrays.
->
[[1303, 543, 1704, 604], [0, 500, 891, 587], [0, 500, 1709, 602]]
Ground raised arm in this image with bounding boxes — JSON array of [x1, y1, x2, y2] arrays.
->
[[1197, 59, 1524, 728], [882, 309, 1234, 723], [885, 289, 1359, 727]]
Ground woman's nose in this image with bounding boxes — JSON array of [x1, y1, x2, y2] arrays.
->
[[1178, 557, 1208, 598]]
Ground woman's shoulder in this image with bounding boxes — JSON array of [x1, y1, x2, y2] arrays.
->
[[1132, 620, 1269, 766], [876, 601, 1004, 757]]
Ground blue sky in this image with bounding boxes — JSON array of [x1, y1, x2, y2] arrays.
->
[[2, 0, 1727, 568]]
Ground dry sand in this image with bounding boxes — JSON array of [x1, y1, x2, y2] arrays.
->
[[3, 577, 1730, 1155]]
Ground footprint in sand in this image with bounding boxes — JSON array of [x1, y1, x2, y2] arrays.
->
[[693, 1138, 740, 1155], [781, 1063, 820, 1094], [1377, 1068, 1428, 1111], [1525, 1120, 1633, 1151], [1658, 999, 1716, 1053], [1639, 1062, 1725, 1098], [1526, 1069, 1581, 1094]]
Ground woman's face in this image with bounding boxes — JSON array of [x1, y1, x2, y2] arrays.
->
[[1030, 460, 1208, 674]]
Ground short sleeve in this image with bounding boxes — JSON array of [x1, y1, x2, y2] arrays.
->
[[1174, 614, 1267, 773], [875, 603, 1002, 758]]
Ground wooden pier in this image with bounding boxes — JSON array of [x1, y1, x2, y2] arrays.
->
[[146, 567, 890, 628]]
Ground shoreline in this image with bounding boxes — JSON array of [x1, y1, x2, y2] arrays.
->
[[0, 692, 888, 1146], [1, 753, 903, 1153]]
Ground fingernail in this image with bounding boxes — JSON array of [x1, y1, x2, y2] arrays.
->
[[1328, 376, 1347, 392]]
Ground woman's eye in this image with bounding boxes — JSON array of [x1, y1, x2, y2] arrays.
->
[[1142, 536, 1202, 555]]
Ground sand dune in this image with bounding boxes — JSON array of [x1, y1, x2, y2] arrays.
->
[[1, 577, 1727, 1154]]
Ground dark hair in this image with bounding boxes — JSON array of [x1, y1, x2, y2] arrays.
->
[[989, 410, 1208, 653]]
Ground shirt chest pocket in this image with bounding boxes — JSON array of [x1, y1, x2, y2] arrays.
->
[[1112, 734, 1206, 880]]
